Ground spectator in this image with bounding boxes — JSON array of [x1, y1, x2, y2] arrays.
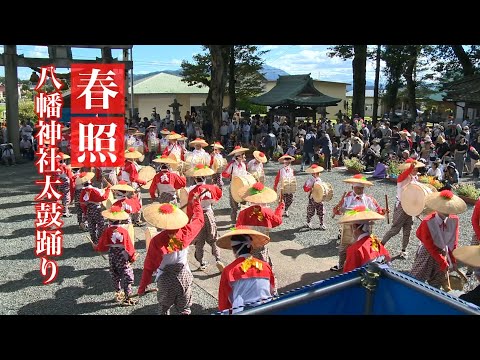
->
[[318, 130, 332, 172], [20, 135, 34, 161], [1, 143, 16, 166], [454, 136, 468, 178], [350, 137, 363, 158], [427, 159, 443, 181], [441, 162, 459, 190], [286, 142, 297, 156], [300, 128, 316, 171]]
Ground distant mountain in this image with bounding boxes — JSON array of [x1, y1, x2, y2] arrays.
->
[[260, 64, 290, 81], [133, 65, 289, 83], [346, 82, 376, 92]]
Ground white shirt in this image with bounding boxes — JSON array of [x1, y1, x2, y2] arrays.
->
[[341, 191, 380, 212], [426, 214, 457, 268], [397, 174, 418, 204], [247, 159, 263, 174], [427, 167, 442, 181], [225, 160, 248, 177], [278, 165, 295, 181]]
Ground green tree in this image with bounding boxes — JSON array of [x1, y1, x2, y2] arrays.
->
[[18, 100, 36, 124], [181, 45, 268, 115], [328, 45, 367, 118]]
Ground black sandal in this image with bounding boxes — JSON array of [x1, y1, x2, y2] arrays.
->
[[330, 265, 342, 272]]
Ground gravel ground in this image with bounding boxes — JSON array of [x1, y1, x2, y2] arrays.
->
[[0, 159, 478, 315]]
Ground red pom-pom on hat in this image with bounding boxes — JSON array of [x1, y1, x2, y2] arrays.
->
[[311, 164, 319, 168], [110, 205, 122, 213], [440, 190, 454, 199], [252, 182, 264, 191], [258, 152, 265, 157], [195, 164, 205, 169], [128, 147, 135, 152], [353, 174, 363, 179], [159, 203, 175, 214], [118, 180, 128, 185], [353, 205, 367, 212]]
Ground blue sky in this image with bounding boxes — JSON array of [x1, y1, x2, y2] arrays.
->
[[0, 45, 382, 84]]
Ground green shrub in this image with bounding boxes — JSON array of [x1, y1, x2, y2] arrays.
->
[[344, 157, 365, 173], [455, 184, 480, 199]]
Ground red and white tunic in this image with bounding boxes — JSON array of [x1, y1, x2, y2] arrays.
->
[[137, 201, 205, 294], [343, 233, 391, 273], [162, 142, 185, 161], [335, 191, 385, 215], [247, 159, 264, 175], [149, 171, 186, 199], [186, 183, 222, 216], [218, 254, 275, 313], [187, 148, 211, 167], [236, 203, 284, 233], [112, 196, 142, 215], [415, 213, 459, 271], [222, 160, 248, 179], [119, 160, 146, 188], [95, 225, 135, 260], [273, 165, 295, 192], [79, 186, 111, 213]]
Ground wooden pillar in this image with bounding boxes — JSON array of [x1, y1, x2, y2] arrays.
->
[[4, 45, 20, 161]]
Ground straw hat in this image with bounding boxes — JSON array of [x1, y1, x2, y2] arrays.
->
[[189, 138, 209, 147], [143, 203, 189, 230], [58, 152, 70, 160], [238, 182, 277, 204], [343, 174, 374, 187], [278, 154, 295, 162], [179, 133, 188, 141], [111, 180, 135, 192], [124, 147, 143, 159], [253, 151, 268, 163], [133, 132, 145, 137], [78, 171, 95, 184], [399, 129, 411, 136], [398, 158, 426, 171], [305, 164, 324, 174], [211, 141, 224, 149], [147, 125, 156, 130], [101, 205, 130, 221], [436, 135, 445, 144], [166, 131, 182, 140], [152, 154, 178, 164], [337, 205, 385, 224], [184, 163, 215, 177], [216, 226, 270, 250], [62, 127, 70, 132], [452, 246, 480, 267], [424, 190, 467, 215], [228, 146, 249, 156], [128, 127, 138, 133], [160, 128, 170, 135]]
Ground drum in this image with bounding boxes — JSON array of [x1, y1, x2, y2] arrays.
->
[[138, 166, 156, 190], [185, 151, 210, 169], [212, 157, 228, 174], [312, 182, 334, 203], [281, 177, 297, 194], [145, 226, 158, 252], [442, 271, 467, 292], [120, 223, 135, 249], [400, 182, 437, 217], [340, 224, 354, 246], [177, 188, 189, 213], [102, 190, 115, 210], [168, 152, 182, 171], [231, 174, 257, 203]]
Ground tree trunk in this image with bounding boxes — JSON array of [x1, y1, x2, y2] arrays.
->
[[206, 45, 229, 140], [227, 46, 236, 116], [404, 46, 418, 123], [372, 45, 381, 125], [352, 45, 367, 118], [451, 45, 475, 76]]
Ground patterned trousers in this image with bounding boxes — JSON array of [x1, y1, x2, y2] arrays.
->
[[108, 247, 134, 296], [212, 174, 224, 189], [58, 177, 71, 215], [158, 192, 176, 204], [306, 198, 324, 224], [409, 245, 448, 289], [87, 203, 106, 244], [194, 209, 221, 264], [157, 263, 193, 315], [229, 192, 240, 223], [381, 202, 413, 251], [282, 193, 294, 211], [74, 189, 85, 225]]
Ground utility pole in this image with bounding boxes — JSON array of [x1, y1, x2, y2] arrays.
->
[[4, 45, 20, 161]]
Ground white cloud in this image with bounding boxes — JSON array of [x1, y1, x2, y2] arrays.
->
[[28, 45, 49, 58], [171, 58, 182, 66]]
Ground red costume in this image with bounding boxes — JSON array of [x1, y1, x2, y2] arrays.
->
[[149, 171, 186, 199], [137, 200, 205, 295], [343, 233, 391, 273], [79, 186, 111, 214], [218, 255, 275, 312], [118, 160, 146, 186], [236, 203, 284, 229], [95, 225, 135, 260], [112, 197, 142, 214], [186, 184, 222, 218], [472, 198, 480, 243], [162, 142, 185, 161], [415, 213, 459, 271]]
